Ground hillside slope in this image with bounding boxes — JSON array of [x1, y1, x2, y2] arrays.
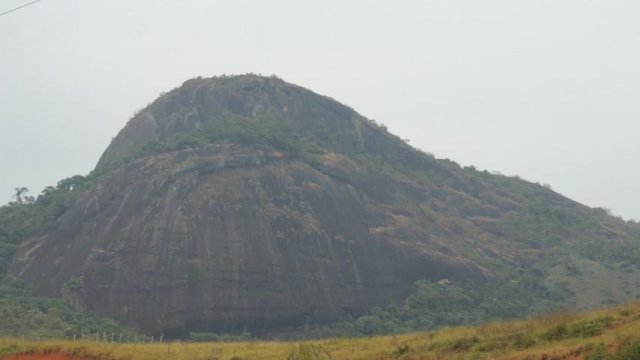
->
[[7, 75, 640, 336]]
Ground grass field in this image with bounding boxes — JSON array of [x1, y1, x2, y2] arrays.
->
[[2, 302, 640, 359]]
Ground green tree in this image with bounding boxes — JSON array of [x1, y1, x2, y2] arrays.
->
[[12, 187, 29, 204]]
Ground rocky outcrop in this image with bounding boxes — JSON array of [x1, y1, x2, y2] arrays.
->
[[11, 75, 625, 336], [11, 143, 485, 336]]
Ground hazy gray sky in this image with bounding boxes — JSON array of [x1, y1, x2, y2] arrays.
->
[[1, 0, 639, 220]]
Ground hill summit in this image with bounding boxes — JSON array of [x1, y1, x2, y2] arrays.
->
[[97, 74, 429, 171], [9, 75, 640, 337]]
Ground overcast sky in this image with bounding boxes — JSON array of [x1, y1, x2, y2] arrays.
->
[[1, 0, 638, 220]]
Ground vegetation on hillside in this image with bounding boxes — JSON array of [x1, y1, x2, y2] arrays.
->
[[134, 114, 323, 166], [0, 180, 135, 339], [336, 275, 570, 337], [0, 175, 96, 273], [0, 278, 136, 340]]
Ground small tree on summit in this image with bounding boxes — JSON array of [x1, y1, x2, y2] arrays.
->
[[13, 187, 31, 204]]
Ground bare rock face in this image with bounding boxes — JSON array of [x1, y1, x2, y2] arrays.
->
[[10, 75, 610, 336], [11, 143, 485, 335]]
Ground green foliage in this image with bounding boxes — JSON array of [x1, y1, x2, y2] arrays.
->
[[354, 315, 387, 335], [0, 277, 136, 339], [0, 176, 92, 273], [613, 340, 640, 360], [0, 177, 129, 339], [584, 343, 608, 360], [542, 317, 611, 341], [570, 317, 611, 338], [512, 333, 537, 349], [134, 115, 322, 166], [61, 277, 85, 311], [577, 236, 640, 269], [580, 340, 640, 360], [498, 197, 640, 271], [543, 324, 569, 341], [311, 275, 571, 338], [501, 198, 590, 247], [187, 331, 251, 342], [446, 336, 480, 352]]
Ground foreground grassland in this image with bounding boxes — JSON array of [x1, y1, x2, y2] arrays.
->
[[3, 303, 640, 360]]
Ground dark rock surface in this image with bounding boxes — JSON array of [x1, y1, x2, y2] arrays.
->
[[11, 143, 485, 336]]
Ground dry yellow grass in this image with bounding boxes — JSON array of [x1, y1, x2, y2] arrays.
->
[[3, 302, 640, 359]]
